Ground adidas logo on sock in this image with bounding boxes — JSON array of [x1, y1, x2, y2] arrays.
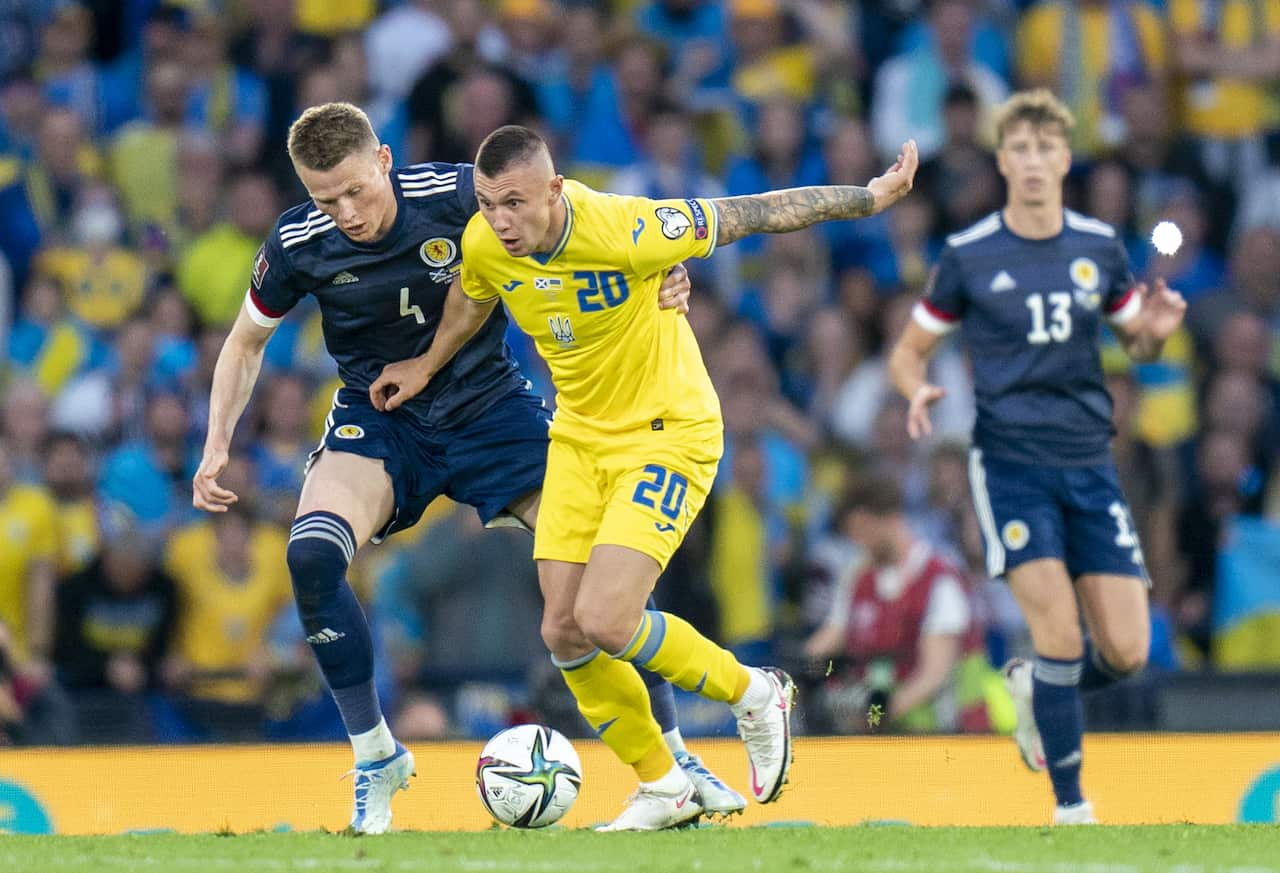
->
[[332, 271, 360, 285], [306, 627, 347, 644], [1053, 750, 1083, 769]]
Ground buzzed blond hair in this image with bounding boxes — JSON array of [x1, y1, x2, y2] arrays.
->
[[287, 102, 378, 171], [991, 89, 1076, 147]]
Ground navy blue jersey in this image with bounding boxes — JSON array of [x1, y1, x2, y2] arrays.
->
[[245, 162, 525, 430], [914, 210, 1141, 466]]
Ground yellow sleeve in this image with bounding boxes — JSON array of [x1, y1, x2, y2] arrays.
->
[[626, 196, 719, 279], [1269, 0, 1280, 34], [162, 530, 188, 583], [25, 490, 58, 562], [459, 219, 501, 302], [1167, 0, 1196, 35], [1136, 4, 1169, 71], [1016, 6, 1060, 84]]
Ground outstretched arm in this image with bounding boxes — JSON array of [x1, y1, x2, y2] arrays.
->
[[370, 279, 498, 412], [712, 140, 918, 246]]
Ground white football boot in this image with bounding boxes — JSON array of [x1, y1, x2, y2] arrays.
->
[[732, 667, 796, 804], [1054, 800, 1097, 825], [347, 743, 416, 834], [597, 768, 703, 831], [675, 751, 746, 818], [1003, 658, 1047, 772]]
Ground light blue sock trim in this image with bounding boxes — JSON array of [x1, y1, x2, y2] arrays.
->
[[552, 648, 602, 671]]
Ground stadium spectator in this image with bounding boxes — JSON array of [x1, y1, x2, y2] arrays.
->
[[34, 2, 107, 138], [361, 0, 451, 125], [42, 430, 98, 577], [1117, 83, 1230, 254], [0, 90, 46, 293], [53, 507, 177, 743], [804, 475, 990, 733], [829, 293, 973, 451], [1016, 0, 1169, 157], [159, 456, 291, 741], [247, 373, 314, 529], [565, 37, 669, 184], [610, 100, 740, 300], [0, 615, 77, 745], [107, 57, 190, 238], [182, 13, 267, 170], [405, 0, 533, 164], [724, 96, 825, 289], [1168, 0, 1280, 199], [97, 388, 195, 530], [706, 436, 777, 663], [51, 313, 153, 442], [2, 378, 51, 483], [177, 171, 280, 327], [26, 107, 98, 242], [34, 181, 146, 331], [870, 0, 1008, 163], [100, 2, 191, 134], [725, 0, 816, 108], [635, 0, 733, 112], [914, 84, 1003, 238], [7, 273, 106, 400], [373, 501, 542, 715]]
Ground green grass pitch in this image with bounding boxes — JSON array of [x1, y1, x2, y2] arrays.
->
[[3, 825, 1279, 873]]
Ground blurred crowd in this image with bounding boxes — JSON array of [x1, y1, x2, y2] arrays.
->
[[2, 0, 1280, 745]]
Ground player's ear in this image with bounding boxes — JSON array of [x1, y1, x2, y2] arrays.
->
[[376, 143, 392, 174], [548, 174, 563, 203]]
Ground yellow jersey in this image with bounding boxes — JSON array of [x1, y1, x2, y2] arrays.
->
[[54, 498, 99, 577], [1169, 0, 1280, 137], [164, 521, 292, 704], [0, 484, 58, 659], [461, 180, 722, 443]]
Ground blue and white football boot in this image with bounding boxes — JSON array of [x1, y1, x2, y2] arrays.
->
[[675, 751, 746, 818], [347, 742, 416, 834]]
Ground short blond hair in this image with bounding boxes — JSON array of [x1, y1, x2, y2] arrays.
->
[[992, 89, 1075, 147], [287, 102, 378, 171]]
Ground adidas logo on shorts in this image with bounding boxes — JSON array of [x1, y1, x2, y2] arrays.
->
[[332, 271, 360, 285]]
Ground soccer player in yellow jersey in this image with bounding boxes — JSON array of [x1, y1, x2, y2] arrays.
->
[[371, 126, 918, 830]]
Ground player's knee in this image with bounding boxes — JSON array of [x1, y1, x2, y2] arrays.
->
[[286, 534, 349, 613], [540, 613, 592, 661], [572, 602, 633, 656], [1100, 641, 1147, 676]]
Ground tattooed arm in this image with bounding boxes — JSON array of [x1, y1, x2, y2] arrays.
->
[[712, 139, 919, 246]]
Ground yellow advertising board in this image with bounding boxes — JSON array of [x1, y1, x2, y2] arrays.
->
[[1, 734, 1277, 833]]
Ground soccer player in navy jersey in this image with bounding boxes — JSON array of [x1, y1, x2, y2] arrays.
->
[[189, 102, 742, 833], [888, 90, 1187, 825]]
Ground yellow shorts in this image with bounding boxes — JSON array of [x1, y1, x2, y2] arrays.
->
[[533, 428, 722, 570]]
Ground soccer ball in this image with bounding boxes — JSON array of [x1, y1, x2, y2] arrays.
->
[[476, 724, 582, 828]]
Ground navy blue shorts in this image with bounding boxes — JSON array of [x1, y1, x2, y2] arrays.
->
[[967, 448, 1146, 581], [309, 386, 550, 540]]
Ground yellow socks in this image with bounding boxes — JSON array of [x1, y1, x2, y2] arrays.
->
[[556, 648, 672, 781], [615, 610, 752, 703]]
